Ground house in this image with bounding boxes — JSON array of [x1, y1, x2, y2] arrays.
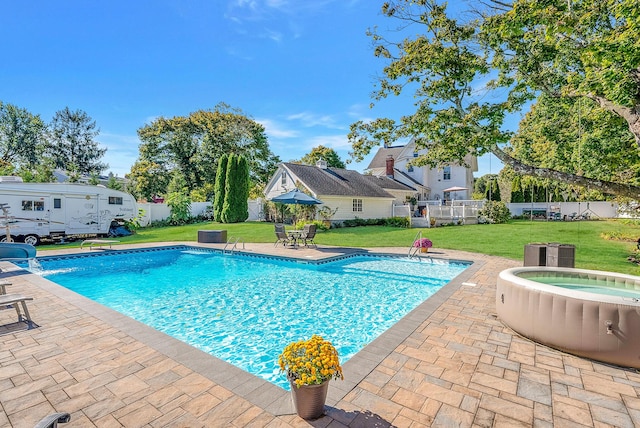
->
[[263, 161, 416, 221], [53, 169, 129, 187], [366, 139, 477, 205]]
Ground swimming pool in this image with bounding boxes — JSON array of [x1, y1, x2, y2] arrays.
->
[[25, 246, 470, 389]]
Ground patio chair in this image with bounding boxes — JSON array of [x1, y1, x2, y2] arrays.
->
[[301, 224, 317, 248], [34, 412, 71, 428], [274, 224, 292, 247]]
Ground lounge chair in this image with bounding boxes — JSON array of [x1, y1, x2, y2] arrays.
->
[[274, 224, 292, 247], [0, 293, 36, 329], [301, 224, 317, 247]]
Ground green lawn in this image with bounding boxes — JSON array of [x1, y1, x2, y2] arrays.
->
[[38, 219, 640, 275]]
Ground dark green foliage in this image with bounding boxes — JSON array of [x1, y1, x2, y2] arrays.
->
[[0, 101, 47, 169], [341, 217, 410, 228], [213, 154, 228, 222], [475, 174, 501, 201], [49, 107, 107, 174], [220, 154, 250, 223], [236, 155, 249, 221], [166, 172, 192, 225]]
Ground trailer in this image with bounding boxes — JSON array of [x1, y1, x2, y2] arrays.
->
[[0, 177, 137, 245]]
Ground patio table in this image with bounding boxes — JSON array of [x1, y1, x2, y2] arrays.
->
[[287, 230, 302, 247]]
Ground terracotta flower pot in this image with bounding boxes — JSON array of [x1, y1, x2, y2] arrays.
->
[[420, 247, 429, 253], [289, 378, 329, 419]]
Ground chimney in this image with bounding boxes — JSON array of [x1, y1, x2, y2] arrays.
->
[[385, 155, 394, 178]]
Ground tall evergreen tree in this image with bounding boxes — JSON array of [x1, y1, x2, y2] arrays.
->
[[213, 154, 228, 222], [237, 155, 249, 222], [220, 154, 249, 223], [220, 154, 237, 223], [48, 107, 107, 174]]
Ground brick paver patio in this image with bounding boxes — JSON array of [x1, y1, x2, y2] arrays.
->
[[1, 242, 639, 427]]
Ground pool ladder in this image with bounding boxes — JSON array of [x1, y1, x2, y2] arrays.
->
[[408, 230, 425, 260], [223, 237, 244, 255]]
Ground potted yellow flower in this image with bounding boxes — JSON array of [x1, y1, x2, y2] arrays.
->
[[278, 335, 344, 419]]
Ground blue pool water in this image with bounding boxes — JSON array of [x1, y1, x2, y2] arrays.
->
[[24, 247, 469, 389]]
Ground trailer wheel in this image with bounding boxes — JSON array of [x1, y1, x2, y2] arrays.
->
[[0, 235, 15, 243], [23, 234, 40, 246]]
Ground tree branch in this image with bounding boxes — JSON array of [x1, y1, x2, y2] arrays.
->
[[491, 146, 640, 199]]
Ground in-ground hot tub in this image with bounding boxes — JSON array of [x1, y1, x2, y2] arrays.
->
[[497, 267, 640, 369]]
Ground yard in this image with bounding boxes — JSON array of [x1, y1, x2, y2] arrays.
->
[[39, 219, 640, 275]]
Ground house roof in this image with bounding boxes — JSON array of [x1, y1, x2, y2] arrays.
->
[[282, 163, 395, 198], [392, 169, 427, 189], [362, 175, 416, 192], [366, 146, 405, 169]]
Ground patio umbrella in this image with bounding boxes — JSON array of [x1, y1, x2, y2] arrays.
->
[[269, 188, 323, 223], [442, 186, 468, 193], [442, 186, 469, 204], [270, 188, 323, 205]]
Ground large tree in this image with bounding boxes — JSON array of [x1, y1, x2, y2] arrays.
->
[[0, 101, 47, 169], [349, 0, 640, 198], [300, 145, 346, 169], [127, 159, 170, 201], [509, 95, 640, 187], [137, 103, 280, 193], [48, 107, 107, 174]]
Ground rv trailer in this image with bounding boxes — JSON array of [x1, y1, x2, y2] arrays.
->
[[0, 177, 137, 245]]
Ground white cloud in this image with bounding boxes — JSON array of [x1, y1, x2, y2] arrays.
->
[[262, 28, 283, 42], [306, 134, 351, 149], [257, 118, 300, 138], [286, 112, 344, 129]]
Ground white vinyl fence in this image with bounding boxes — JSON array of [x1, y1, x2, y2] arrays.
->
[[136, 202, 211, 226], [507, 201, 618, 220], [135, 200, 264, 226]]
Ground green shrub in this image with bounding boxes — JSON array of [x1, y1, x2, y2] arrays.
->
[[384, 217, 410, 228], [478, 201, 511, 224], [294, 220, 329, 231], [166, 191, 192, 225], [341, 217, 409, 228]]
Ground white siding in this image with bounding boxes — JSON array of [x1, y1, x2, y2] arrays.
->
[[318, 196, 393, 221]]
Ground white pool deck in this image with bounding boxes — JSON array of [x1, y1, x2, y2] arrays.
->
[[1, 242, 640, 427]]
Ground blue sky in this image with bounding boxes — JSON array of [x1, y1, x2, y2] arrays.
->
[[2, 0, 500, 178]]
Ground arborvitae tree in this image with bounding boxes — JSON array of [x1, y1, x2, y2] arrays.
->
[[237, 155, 249, 221], [220, 154, 237, 223], [511, 176, 525, 203], [213, 154, 228, 222], [220, 154, 250, 223]]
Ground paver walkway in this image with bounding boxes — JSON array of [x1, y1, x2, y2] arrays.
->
[[1, 242, 639, 427]]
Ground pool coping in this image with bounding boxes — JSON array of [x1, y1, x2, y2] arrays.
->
[[11, 243, 483, 416]]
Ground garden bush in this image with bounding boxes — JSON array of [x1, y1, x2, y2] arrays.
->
[[477, 201, 511, 224]]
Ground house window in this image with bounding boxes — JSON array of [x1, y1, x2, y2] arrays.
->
[[407, 165, 414, 172], [443, 166, 451, 180], [109, 197, 123, 205], [281, 172, 287, 186], [352, 199, 363, 212], [413, 151, 418, 158], [54, 198, 61, 209]]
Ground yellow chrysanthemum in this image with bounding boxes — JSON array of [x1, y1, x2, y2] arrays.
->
[[277, 335, 344, 387]]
